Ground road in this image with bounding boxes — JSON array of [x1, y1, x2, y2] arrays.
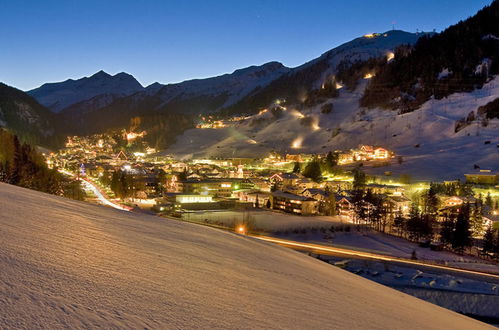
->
[[249, 234, 499, 283], [58, 169, 131, 211]]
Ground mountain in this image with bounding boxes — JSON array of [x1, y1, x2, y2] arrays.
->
[[166, 16, 498, 181], [0, 83, 58, 146], [0, 182, 487, 329], [60, 61, 290, 120], [28, 70, 144, 113], [55, 62, 291, 147], [221, 30, 427, 115], [361, 0, 499, 112]]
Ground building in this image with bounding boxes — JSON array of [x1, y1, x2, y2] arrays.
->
[[179, 178, 254, 198], [464, 170, 499, 185], [336, 196, 354, 217], [270, 190, 318, 215]]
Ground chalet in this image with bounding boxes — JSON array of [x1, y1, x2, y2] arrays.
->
[[386, 194, 411, 215], [441, 196, 476, 208], [269, 173, 301, 187], [270, 191, 318, 215], [302, 188, 329, 202], [336, 196, 354, 217]]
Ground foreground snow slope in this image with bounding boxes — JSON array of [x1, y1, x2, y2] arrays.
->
[[0, 183, 490, 329]]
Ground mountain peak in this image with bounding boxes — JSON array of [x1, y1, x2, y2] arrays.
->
[[28, 71, 144, 112]]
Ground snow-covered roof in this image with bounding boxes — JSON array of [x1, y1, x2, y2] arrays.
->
[[0, 183, 488, 329]]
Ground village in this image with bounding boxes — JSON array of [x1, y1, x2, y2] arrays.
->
[[45, 129, 499, 258]]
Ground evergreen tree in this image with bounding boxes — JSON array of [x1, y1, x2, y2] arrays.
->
[[302, 158, 322, 182], [482, 226, 495, 254], [352, 168, 366, 190], [440, 214, 455, 247], [452, 204, 472, 251], [292, 161, 301, 173], [485, 192, 493, 209]]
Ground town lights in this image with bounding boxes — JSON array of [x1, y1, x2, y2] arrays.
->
[[236, 225, 247, 235]]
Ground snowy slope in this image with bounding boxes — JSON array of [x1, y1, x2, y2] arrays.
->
[[166, 76, 499, 180], [28, 71, 144, 112], [0, 183, 489, 329]]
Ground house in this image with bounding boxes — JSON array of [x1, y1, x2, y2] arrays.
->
[[237, 191, 271, 208], [336, 196, 354, 217], [386, 194, 411, 215], [441, 196, 476, 208], [302, 188, 329, 202], [269, 173, 301, 187], [270, 190, 318, 215], [374, 147, 389, 159]]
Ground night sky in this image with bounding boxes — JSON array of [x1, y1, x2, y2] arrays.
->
[[0, 0, 491, 90]]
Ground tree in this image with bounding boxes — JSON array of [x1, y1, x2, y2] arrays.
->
[[470, 202, 484, 237], [302, 158, 322, 182], [440, 214, 455, 247], [323, 151, 338, 173], [406, 203, 422, 241], [482, 226, 495, 254], [352, 168, 366, 190], [485, 192, 493, 209], [452, 204, 472, 252], [292, 161, 301, 173], [393, 209, 406, 237], [324, 193, 337, 216]]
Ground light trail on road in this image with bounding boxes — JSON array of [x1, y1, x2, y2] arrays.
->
[[250, 235, 499, 281], [58, 169, 131, 211]]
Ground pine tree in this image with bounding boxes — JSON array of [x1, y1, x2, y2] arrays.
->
[[352, 168, 366, 190], [482, 226, 495, 254], [440, 214, 455, 247], [485, 192, 493, 209], [292, 161, 301, 173], [452, 204, 472, 251], [302, 158, 322, 182]]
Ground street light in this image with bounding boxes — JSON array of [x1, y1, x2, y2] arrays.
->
[[236, 225, 247, 235]]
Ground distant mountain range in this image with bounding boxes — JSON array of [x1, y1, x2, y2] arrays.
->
[[27, 71, 144, 113]]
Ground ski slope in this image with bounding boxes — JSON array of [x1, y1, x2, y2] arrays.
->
[[166, 76, 499, 181], [0, 183, 490, 329]]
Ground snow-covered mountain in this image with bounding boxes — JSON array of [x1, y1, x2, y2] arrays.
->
[[28, 70, 144, 113], [0, 183, 487, 329], [166, 76, 499, 181], [222, 30, 427, 115]]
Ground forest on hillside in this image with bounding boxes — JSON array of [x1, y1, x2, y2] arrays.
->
[[361, 1, 499, 114]]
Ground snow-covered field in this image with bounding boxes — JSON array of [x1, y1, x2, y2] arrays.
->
[[180, 209, 345, 231], [0, 183, 489, 329], [277, 229, 499, 274], [318, 257, 499, 320], [166, 76, 499, 181]]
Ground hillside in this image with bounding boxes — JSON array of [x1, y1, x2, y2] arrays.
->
[[28, 70, 144, 113], [221, 30, 426, 115], [0, 183, 489, 329], [361, 0, 499, 112], [0, 83, 58, 146], [166, 75, 498, 180]]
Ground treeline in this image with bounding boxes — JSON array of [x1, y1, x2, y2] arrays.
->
[[352, 176, 499, 255], [361, 1, 499, 113], [0, 129, 84, 199]]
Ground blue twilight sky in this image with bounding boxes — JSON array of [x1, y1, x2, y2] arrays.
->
[[0, 0, 492, 91]]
